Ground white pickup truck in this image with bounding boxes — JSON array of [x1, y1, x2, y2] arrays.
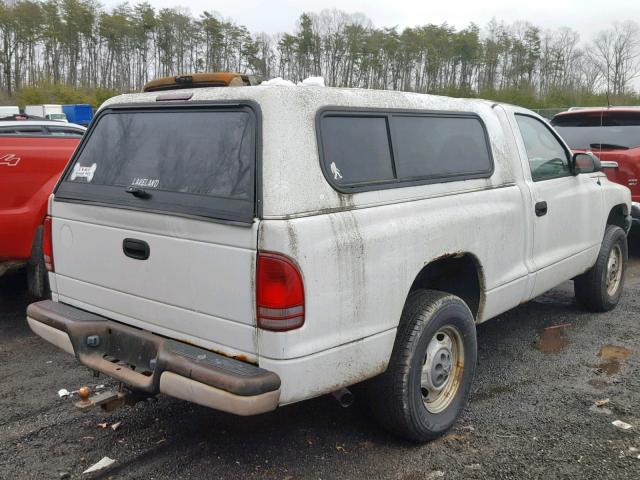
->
[[27, 86, 632, 442]]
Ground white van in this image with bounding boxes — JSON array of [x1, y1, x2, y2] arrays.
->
[[27, 86, 631, 442]]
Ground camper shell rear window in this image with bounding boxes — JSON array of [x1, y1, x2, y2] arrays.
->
[[55, 103, 259, 224], [317, 108, 494, 192]]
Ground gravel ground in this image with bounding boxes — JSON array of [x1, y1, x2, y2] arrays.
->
[[1, 246, 639, 479]]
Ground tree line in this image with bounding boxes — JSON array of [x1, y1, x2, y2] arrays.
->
[[1, 0, 639, 108]]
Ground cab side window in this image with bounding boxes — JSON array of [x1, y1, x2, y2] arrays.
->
[[515, 114, 571, 181]]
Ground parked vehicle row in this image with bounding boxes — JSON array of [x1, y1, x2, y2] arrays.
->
[[0, 104, 94, 125], [24, 81, 631, 442]]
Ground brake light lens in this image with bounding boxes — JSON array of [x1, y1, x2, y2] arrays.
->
[[43, 216, 54, 272], [256, 253, 304, 331]]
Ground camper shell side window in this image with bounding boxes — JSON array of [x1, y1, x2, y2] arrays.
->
[[317, 108, 494, 193]]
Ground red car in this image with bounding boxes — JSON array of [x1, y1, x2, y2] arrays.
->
[[0, 118, 85, 295], [551, 107, 640, 231]]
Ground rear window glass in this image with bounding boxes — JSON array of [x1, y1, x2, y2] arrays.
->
[[57, 107, 256, 223], [319, 111, 493, 191], [552, 111, 640, 150], [66, 110, 252, 198], [393, 116, 492, 178], [320, 116, 394, 185]]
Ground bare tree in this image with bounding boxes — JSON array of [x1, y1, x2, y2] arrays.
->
[[1, 1, 639, 108], [589, 21, 640, 96]]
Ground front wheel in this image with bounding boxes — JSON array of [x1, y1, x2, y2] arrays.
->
[[574, 225, 627, 312], [366, 290, 477, 443]]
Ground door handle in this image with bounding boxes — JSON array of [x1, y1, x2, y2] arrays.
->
[[123, 238, 150, 260], [535, 201, 548, 217], [600, 161, 619, 169]]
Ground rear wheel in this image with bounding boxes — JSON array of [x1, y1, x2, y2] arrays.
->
[[366, 290, 477, 442], [574, 225, 627, 312]]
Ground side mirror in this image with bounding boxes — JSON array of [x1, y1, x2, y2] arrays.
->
[[572, 152, 602, 174]]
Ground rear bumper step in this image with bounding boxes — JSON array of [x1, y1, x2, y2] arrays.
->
[[27, 300, 280, 416]]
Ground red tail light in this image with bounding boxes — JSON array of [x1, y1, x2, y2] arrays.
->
[[43, 216, 54, 272], [256, 253, 304, 331]]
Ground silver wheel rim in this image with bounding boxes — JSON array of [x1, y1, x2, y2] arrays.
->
[[606, 245, 623, 297], [421, 326, 464, 414]]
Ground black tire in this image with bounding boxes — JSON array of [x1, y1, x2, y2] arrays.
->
[[366, 289, 477, 443], [574, 225, 627, 312], [27, 226, 50, 299]]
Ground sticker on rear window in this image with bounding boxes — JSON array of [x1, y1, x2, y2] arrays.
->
[[70, 163, 97, 182], [330, 161, 343, 180], [131, 177, 160, 188]]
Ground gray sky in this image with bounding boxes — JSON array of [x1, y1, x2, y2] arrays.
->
[[104, 0, 640, 35]]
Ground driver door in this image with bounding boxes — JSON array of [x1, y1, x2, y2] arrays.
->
[[513, 114, 604, 296]]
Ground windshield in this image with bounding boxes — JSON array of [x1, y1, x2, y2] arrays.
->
[[551, 111, 640, 150], [57, 106, 257, 223]]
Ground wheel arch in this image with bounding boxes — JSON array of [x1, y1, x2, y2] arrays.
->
[[606, 203, 630, 233], [407, 252, 485, 322]]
